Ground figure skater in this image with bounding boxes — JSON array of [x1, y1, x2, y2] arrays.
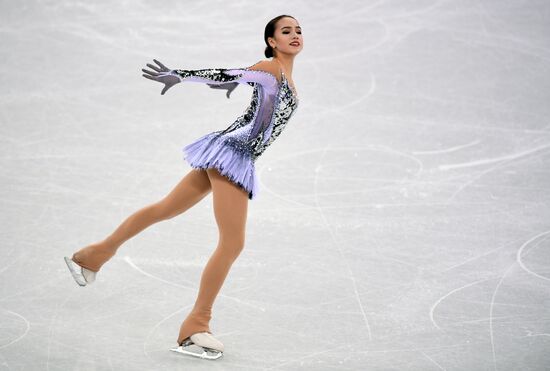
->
[[64, 15, 302, 360]]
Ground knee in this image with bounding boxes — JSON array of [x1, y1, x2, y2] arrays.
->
[[219, 234, 246, 259], [152, 200, 178, 221]]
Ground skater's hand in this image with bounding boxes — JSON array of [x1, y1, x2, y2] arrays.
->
[[142, 59, 180, 95], [207, 82, 239, 99]]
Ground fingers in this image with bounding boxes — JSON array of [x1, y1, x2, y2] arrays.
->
[[142, 74, 158, 81], [146, 63, 161, 72], [142, 68, 159, 76], [153, 59, 169, 71], [142, 74, 170, 95]]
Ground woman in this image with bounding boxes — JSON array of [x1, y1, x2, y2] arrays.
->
[[64, 15, 302, 360]]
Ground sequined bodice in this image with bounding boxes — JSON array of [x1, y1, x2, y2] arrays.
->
[[253, 73, 299, 158], [217, 71, 299, 160]]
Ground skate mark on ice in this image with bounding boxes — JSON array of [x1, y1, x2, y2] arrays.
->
[[143, 304, 192, 359], [124, 256, 266, 311], [264, 343, 351, 370], [438, 142, 550, 171], [488, 262, 516, 371], [123, 256, 195, 289], [0, 308, 30, 350], [312, 144, 372, 341], [429, 277, 495, 330], [419, 349, 447, 370], [411, 139, 481, 155], [516, 230, 550, 281], [438, 143, 550, 202], [47, 293, 73, 371]]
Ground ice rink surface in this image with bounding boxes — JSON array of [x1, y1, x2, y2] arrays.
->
[[1, 0, 549, 370]]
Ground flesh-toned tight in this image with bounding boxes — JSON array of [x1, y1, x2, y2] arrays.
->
[[71, 167, 249, 346]]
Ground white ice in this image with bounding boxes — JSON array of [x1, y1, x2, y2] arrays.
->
[[1, 0, 549, 370]]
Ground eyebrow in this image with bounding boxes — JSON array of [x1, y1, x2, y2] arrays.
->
[[281, 26, 301, 29]]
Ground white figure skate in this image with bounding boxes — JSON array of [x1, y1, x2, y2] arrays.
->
[[64, 256, 96, 286], [170, 332, 224, 360]]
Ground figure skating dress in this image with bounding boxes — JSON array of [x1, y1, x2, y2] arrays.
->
[[174, 64, 299, 199]]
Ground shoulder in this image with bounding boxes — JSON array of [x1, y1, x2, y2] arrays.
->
[[246, 59, 282, 83]]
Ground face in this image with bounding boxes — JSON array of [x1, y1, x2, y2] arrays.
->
[[269, 17, 303, 57]]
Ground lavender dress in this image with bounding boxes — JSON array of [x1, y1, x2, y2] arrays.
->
[[174, 66, 299, 200]]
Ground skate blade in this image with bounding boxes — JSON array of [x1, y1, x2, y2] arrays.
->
[[170, 345, 223, 360], [64, 256, 94, 286]]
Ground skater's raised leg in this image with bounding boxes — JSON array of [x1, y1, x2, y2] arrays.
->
[[177, 167, 248, 346], [70, 169, 212, 273]]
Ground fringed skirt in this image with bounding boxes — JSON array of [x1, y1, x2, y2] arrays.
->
[[182, 130, 259, 200]]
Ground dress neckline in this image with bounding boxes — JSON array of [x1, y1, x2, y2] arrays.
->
[[281, 72, 298, 99], [274, 58, 298, 98]]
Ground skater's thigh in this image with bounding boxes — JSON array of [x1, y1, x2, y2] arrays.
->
[[157, 169, 212, 218], [206, 168, 248, 241]]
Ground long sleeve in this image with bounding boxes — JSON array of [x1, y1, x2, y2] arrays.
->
[[173, 66, 280, 97]]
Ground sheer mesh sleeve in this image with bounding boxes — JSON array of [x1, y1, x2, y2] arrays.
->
[[173, 67, 280, 97]]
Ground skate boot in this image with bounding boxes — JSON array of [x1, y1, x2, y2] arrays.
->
[[170, 332, 224, 360], [64, 243, 115, 286], [64, 256, 97, 286]]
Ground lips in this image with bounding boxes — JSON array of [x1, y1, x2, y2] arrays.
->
[[290, 42, 300, 46]]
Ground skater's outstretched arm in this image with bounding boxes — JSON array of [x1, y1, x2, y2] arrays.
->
[[141, 59, 279, 97]]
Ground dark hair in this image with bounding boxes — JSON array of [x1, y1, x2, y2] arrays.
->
[[264, 15, 296, 58]]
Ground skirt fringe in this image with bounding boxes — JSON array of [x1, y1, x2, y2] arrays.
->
[[182, 133, 258, 200]]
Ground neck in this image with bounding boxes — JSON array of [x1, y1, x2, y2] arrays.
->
[[274, 56, 294, 76]]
